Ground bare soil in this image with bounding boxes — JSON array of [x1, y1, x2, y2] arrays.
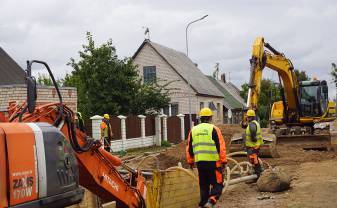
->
[[218, 144, 337, 208], [126, 123, 337, 207]]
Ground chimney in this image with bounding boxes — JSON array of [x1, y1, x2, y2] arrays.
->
[[194, 63, 198, 67], [221, 73, 226, 83]]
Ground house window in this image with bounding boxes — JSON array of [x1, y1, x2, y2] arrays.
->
[[208, 102, 216, 111], [143, 66, 156, 83], [200, 102, 204, 110], [163, 106, 169, 116], [171, 103, 179, 116], [163, 103, 179, 116]]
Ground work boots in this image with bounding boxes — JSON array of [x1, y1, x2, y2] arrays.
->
[[254, 164, 263, 178], [203, 197, 216, 208], [203, 201, 215, 208]]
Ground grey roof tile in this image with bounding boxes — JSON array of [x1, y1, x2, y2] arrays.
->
[[0, 47, 26, 85], [207, 76, 245, 109]]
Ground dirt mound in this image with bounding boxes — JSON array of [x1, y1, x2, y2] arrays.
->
[[128, 141, 189, 170], [156, 141, 189, 169], [218, 124, 244, 137]]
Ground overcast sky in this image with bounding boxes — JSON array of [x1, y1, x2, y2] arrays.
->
[[1, 0, 337, 98]]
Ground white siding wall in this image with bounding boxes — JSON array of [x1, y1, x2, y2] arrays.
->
[[197, 96, 224, 124], [133, 43, 224, 124]]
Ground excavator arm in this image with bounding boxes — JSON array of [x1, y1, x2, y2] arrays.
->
[[8, 60, 146, 208], [246, 37, 300, 125]]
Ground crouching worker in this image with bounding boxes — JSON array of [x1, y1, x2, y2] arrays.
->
[[245, 109, 264, 178], [186, 107, 227, 208]]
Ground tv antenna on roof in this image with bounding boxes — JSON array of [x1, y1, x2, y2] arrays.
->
[[212, 63, 219, 79], [142, 26, 150, 40]]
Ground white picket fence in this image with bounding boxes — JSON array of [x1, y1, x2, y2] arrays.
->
[[90, 114, 186, 152]]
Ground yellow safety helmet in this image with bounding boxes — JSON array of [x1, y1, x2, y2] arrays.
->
[[199, 107, 213, 117], [247, 109, 256, 117], [103, 114, 110, 119]]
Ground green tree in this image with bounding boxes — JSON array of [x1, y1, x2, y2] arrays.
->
[[294, 69, 310, 81], [240, 83, 249, 102], [240, 79, 281, 127], [37, 73, 63, 86], [66, 32, 170, 117], [37, 73, 53, 86]]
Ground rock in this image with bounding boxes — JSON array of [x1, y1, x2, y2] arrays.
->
[[257, 168, 291, 192]]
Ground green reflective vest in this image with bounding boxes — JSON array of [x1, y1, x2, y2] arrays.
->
[[191, 123, 219, 162], [245, 120, 264, 147]]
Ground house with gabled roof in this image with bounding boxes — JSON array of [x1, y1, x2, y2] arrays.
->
[[132, 39, 225, 124], [207, 74, 246, 124]]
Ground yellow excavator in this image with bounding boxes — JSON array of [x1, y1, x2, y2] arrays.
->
[[230, 37, 336, 157]]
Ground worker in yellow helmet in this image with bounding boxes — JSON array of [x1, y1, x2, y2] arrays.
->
[[186, 107, 227, 208], [245, 109, 264, 178], [100, 114, 113, 152]]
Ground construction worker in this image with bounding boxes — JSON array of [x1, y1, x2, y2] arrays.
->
[[186, 107, 227, 208], [245, 109, 264, 178], [100, 114, 113, 152]]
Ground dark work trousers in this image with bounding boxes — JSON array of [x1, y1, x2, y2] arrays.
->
[[103, 137, 111, 152], [197, 162, 224, 206], [246, 147, 263, 177]]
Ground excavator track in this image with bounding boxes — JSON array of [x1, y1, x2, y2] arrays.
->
[[229, 124, 336, 158]]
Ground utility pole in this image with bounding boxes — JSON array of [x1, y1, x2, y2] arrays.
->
[[185, 14, 208, 128]]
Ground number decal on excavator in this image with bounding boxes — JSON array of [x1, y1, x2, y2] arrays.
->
[[12, 176, 34, 199]]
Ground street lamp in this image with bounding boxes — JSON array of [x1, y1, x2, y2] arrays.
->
[[185, 14, 208, 129]]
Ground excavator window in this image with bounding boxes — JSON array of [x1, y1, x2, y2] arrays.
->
[[299, 80, 329, 118], [300, 84, 321, 117]]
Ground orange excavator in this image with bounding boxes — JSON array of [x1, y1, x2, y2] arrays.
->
[[0, 60, 146, 208]]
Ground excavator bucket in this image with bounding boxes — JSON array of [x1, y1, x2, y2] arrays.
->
[[229, 133, 279, 158], [271, 122, 334, 151]]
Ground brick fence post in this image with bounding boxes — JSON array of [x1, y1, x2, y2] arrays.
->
[[162, 114, 168, 142], [117, 115, 127, 151], [138, 114, 146, 147], [155, 115, 162, 146], [177, 114, 185, 141], [90, 115, 103, 140]]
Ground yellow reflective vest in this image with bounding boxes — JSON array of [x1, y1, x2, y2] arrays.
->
[[245, 120, 263, 147], [191, 123, 219, 162]]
